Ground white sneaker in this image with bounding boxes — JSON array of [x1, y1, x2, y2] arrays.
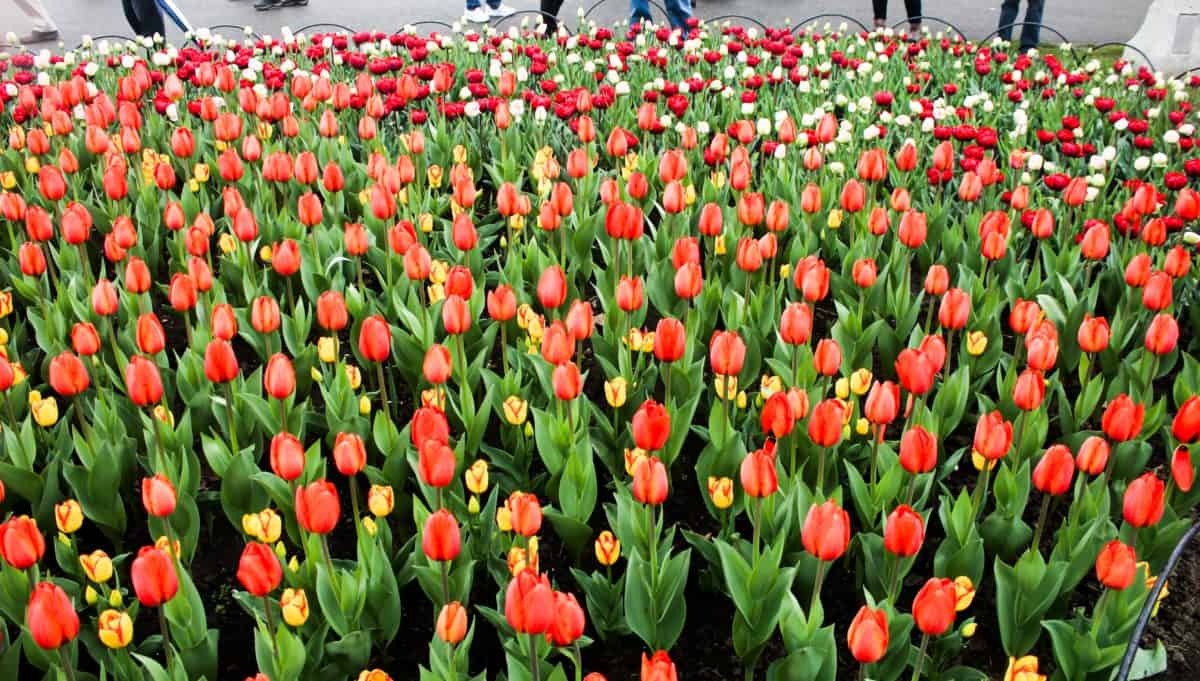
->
[[487, 3, 517, 17], [464, 7, 491, 22]]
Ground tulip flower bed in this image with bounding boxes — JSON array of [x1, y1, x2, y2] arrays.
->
[[1, 16, 1200, 681]]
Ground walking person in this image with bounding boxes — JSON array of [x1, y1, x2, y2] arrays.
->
[[9, 0, 60, 44], [998, 0, 1045, 52], [464, 0, 516, 23], [872, 0, 922, 34], [631, 0, 691, 31]]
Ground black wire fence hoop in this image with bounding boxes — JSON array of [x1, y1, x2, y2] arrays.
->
[[73, 34, 139, 51], [489, 10, 575, 36], [1080, 41, 1155, 72], [981, 21, 1072, 46], [1115, 519, 1200, 681], [402, 21, 455, 33], [791, 14, 872, 34], [294, 22, 362, 35], [888, 15, 968, 39]]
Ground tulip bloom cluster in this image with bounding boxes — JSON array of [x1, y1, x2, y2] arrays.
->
[[0, 14, 1198, 681]]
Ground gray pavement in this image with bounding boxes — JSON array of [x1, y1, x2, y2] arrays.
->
[[1, 0, 1154, 51]]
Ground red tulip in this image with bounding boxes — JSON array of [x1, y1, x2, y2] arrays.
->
[[419, 439, 456, 488], [780, 302, 813, 345], [263, 354, 295, 400], [864, 381, 900, 425], [808, 399, 846, 448], [1172, 446, 1194, 492], [802, 499, 851, 561], [270, 432, 306, 481], [204, 339, 239, 383], [632, 455, 668, 506], [1175, 396, 1200, 444], [48, 352, 90, 397], [617, 276, 644, 312], [633, 400, 671, 451], [422, 509, 461, 562], [333, 432, 366, 476], [505, 569, 555, 634], [1095, 540, 1137, 590], [895, 349, 936, 396], [1122, 473, 1165, 528], [0, 516, 45, 569], [813, 339, 842, 377], [131, 546, 179, 606], [541, 322, 574, 365], [508, 492, 543, 537], [1032, 445, 1075, 495], [653, 318, 685, 363], [1077, 315, 1110, 354], [295, 481, 340, 534], [1076, 436, 1110, 476], [900, 426, 938, 474], [212, 303, 238, 340], [912, 577, 957, 635], [411, 406, 451, 447], [237, 542, 282, 596], [641, 651, 678, 681], [709, 331, 746, 376], [552, 361, 582, 401], [847, 606, 889, 663], [538, 266, 568, 310], [547, 591, 586, 646], [26, 582, 79, 650], [142, 475, 177, 517], [924, 265, 949, 295], [884, 504, 925, 556], [1144, 313, 1179, 355], [1102, 394, 1144, 442], [1013, 369, 1046, 411], [740, 441, 779, 498], [974, 411, 1013, 460], [359, 315, 392, 363], [761, 392, 795, 439], [442, 294, 472, 335], [938, 288, 971, 330], [125, 355, 164, 407], [488, 285, 518, 322]]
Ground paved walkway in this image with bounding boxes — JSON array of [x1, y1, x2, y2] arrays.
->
[[1, 0, 1154, 50]]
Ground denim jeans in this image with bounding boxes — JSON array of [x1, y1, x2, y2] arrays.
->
[[631, 0, 692, 30], [465, 0, 500, 10], [998, 0, 1045, 51]]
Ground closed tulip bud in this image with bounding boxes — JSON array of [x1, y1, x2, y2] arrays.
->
[[884, 504, 925, 556], [802, 499, 851, 561], [0, 516, 45, 569], [740, 442, 779, 498], [442, 294, 472, 335], [1102, 394, 1145, 442], [641, 651, 678, 681], [422, 509, 461, 562], [865, 381, 900, 425], [333, 432, 367, 477], [1076, 315, 1110, 354], [280, 588, 309, 627], [359, 315, 392, 363], [295, 481, 340, 534], [813, 339, 842, 377], [422, 344, 452, 386], [595, 530, 621, 565], [654, 318, 685, 363], [316, 291, 349, 332], [131, 546, 178, 607], [263, 354, 295, 400], [1013, 369, 1046, 411], [48, 352, 90, 397], [1032, 445, 1075, 495], [125, 355, 164, 407], [538, 266, 568, 311], [1095, 540, 1137, 590], [1123, 472, 1165, 528], [437, 601, 468, 644], [632, 456, 669, 506], [707, 476, 734, 509], [54, 500, 83, 534], [19, 242, 46, 276], [1080, 222, 1110, 259], [1074, 435, 1110, 476], [141, 475, 177, 517], [26, 582, 80, 650], [616, 276, 644, 312], [503, 396, 529, 425], [847, 606, 889, 663], [924, 265, 949, 296], [974, 411, 1013, 461], [1171, 446, 1194, 492], [852, 258, 877, 288], [97, 609, 133, 649], [921, 335, 948, 376], [1144, 313, 1179, 355], [78, 549, 113, 583], [237, 542, 282, 597], [966, 331, 988, 356], [907, 579, 958, 640], [505, 569, 555, 634], [939, 288, 971, 330], [548, 591, 586, 646], [808, 399, 846, 448], [418, 438, 456, 488], [270, 432, 306, 482], [203, 339, 239, 384], [1175, 396, 1200, 444], [900, 426, 938, 474], [633, 400, 671, 451], [780, 302, 813, 346], [507, 492, 543, 537]]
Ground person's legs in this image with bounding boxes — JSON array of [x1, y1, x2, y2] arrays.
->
[[1019, 0, 1045, 51], [630, 0, 652, 23], [872, 0, 888, 23], [465, 0, 482, 10], [130, 0, 165, 37], [12, 0, 58, 34], [120, 0, 145, 35], [665, 0, 690, 29], [540, 0, 565, 32], [904, 0, 922, 29], [998, 0, 1020, 41]]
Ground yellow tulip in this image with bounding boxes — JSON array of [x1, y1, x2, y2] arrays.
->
[[54, 500, 83, 534], [503, 396, 528, 425], [849, 369, 873, 396], [281, 588, 310, 627], [32, 395, 58, 427], [368, 485, 395, 517], [594, 530, 621, 566], [98, 610, 134, 649], [465, 460, 489, 495], [707, 477, 734, 509], [966, 331, 988, 356], [604, 377, 628, 408], [318, 337, 338, 363]]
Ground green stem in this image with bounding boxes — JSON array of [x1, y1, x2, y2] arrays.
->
[[440, 556, 451, 607], [972, 464, 992, 521], [376, 362, 393, 423], [320, 536, 343, 605], [528, 633, 540, 681], [1030, 493, 1052, 554], [910, 633, 929, 681], [1090, 589, 1110, 639], [751, 497, 762, 570], [58, 645, 77, 681], [158, 607, 174, 666], [809, 560, 827, 616], [349, 476, 362, 538], [223, 382, 240, 451]]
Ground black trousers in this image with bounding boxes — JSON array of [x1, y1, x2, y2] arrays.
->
[[122, 0, 165, 37], [872, 0, 922, 23], [540, 0, 564, 31]]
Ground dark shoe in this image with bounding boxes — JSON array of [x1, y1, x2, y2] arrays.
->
[[279, 0, 309, 6], [17, 29, 59, 44], [254, 0, 279, 10]]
